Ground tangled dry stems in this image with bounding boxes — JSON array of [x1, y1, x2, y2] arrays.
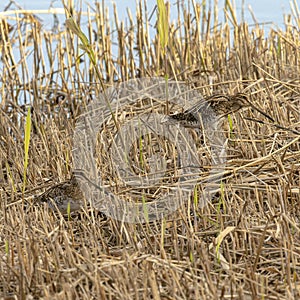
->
[[1, 0, 300, 299]]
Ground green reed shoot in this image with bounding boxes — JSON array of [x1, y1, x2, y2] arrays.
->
[[157, 0, 169, 55], [225, 0, 238, 26], [157, 0, 170, 112], [22, 107, 31, 194], [228, 114, 234, 137], [65, 18, 101, 81], [65, 17, 120, 127], [67, 202, 71, 220]]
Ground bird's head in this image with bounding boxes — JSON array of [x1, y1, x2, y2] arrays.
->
[[230, 93, 251, 111]]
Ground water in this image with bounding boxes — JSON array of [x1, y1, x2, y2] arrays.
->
[[0, 0, 297, 32], [0, 0, 298, 107]]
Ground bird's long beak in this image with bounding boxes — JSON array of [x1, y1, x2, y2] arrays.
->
[[247, 102, 274, 123]]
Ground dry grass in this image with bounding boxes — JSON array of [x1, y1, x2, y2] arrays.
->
[[1, 0, 300, 299]]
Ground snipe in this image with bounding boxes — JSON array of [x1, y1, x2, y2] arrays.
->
[[35, 175, 84, 214], [165, 92, 251, 128], [34, 92, 271, 214]]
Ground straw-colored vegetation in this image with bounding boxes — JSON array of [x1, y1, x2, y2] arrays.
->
[[1, 0, 300, 298]]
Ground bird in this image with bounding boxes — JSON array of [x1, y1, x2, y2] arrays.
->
[[34, 174, 84, 214], [164, 92, 251, 128], [32, 93, 271, 215]]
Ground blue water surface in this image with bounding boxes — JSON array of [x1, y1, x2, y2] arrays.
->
[[0, 0, 297, 31]]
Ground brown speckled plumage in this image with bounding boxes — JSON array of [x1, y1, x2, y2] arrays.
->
[[167, 93, 250, 128], [35, 175, 84, 213]]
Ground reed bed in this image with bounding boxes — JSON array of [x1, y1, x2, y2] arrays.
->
[[1, 0, 300, 299]]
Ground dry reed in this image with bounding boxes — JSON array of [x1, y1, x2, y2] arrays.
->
[[0, 0, 300, 299]]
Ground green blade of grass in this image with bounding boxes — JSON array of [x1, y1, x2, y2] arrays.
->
[[65, 16, 128, 159], [225, 0, 238, 26], [157, 0, 169, 54], [23, 107, 31, 194]]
